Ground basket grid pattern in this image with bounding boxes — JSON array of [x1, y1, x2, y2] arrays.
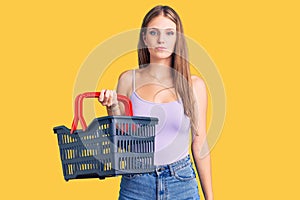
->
[[54, 116, 158, 181]]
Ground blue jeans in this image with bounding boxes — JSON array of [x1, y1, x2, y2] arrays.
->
[[118, 155, 200, 200]]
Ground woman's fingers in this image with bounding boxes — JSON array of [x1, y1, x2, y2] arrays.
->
[[98, 89, 117, 107], [99, 89, 106, 102], [104, 90, 111, 106], [108, 90, 113, 107]]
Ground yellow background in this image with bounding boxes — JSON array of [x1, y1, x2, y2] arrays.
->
[[1, 0, 299, 199]]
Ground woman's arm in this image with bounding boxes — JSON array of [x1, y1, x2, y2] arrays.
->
[[191, 75, 214, 200]]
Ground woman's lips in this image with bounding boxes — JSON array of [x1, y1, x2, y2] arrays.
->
[[155, 47, 167, 51]]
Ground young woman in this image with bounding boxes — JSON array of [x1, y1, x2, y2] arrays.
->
[[99, 5, 213, 200]]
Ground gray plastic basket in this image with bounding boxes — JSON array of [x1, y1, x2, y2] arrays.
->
[[53, 116, 157, 181], [53, 92, 158, 181]]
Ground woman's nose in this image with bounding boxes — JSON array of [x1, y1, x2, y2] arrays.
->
[[157, 33, 165, 44]]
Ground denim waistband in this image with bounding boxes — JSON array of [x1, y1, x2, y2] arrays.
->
[[154, 155, 192, 176]]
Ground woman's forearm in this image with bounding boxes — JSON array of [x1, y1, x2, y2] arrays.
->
[[192, 140, 214, 200]]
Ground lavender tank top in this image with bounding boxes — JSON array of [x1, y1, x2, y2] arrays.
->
[[130, 70, 191, 165]]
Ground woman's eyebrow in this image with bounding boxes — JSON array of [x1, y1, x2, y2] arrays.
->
[[147, 27, 159, 30], [165, 28, 176, 31], [147, 27, 176, 30]]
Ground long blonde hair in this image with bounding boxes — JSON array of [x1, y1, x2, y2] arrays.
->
[[137, 5, 197, 132]]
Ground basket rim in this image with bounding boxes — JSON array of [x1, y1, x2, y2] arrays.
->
[[53, 115, 158, 134]]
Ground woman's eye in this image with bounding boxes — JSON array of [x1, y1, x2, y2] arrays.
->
[[167, 31, 175, 36], [149, 30, 157, 36]]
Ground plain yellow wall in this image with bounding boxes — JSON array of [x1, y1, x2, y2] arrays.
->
[[1, 0, 299, 199]]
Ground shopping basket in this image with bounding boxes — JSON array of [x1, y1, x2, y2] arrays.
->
[[53, 92, 158, 181]]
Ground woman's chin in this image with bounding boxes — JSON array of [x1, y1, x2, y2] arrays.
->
[[153, 52, 173, 59]]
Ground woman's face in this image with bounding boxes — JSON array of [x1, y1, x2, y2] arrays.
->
[[143, 15, 177, 61]]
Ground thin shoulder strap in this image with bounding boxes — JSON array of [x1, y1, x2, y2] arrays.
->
[[132, 69, 136, 92]]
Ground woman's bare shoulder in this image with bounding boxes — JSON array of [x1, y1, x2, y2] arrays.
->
[[191, 75, 208, 111], [191, 75, 207, 101], [117, 69, 137, 97], [191, 75, 206, 90], [118, 70, 133, 81]]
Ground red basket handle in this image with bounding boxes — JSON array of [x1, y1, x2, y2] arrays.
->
[[70, 92, 133, 134]]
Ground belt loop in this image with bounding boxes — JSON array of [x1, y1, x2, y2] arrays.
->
[[155, 166, 161, 176], [168, 164, 175, 176]]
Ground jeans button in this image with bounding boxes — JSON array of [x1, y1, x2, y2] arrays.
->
[[157, 167, 165, 172]]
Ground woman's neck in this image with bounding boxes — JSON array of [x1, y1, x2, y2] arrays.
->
[[149, 56, 172, 68], [147, 63, 173, 79]]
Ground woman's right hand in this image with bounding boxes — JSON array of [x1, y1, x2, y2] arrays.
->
[[98, 89, 118, 108]]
